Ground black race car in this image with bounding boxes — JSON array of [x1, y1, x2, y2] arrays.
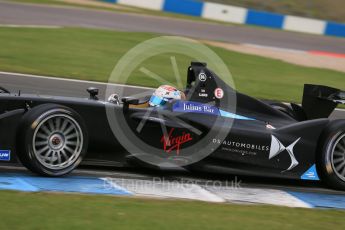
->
[[1, 62, 345, 190]]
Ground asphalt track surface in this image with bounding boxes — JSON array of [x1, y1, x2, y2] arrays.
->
[[0, 1, 344, 53], [1, 71, 345, 196]]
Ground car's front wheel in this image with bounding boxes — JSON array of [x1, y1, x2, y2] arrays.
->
[[16, 104, 88, 176], [317, 120, 345, 190]]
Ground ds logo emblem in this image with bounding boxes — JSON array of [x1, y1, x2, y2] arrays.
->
[[269, 135, 300, 171]]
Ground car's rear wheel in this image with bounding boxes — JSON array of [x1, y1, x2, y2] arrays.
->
[[17, 104, 88, 176], [317, 120, 345, 190]]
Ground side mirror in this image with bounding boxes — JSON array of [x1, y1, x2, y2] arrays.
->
[[87, 87, 99, 100], [122, 97, 139, 110], [121, 97, 139, 105]]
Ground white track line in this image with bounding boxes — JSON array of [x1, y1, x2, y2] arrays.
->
[[103, 177, 225, 202], [243, 43, 306, 54], [0, 24, 63, 28], [206, 186, 312, 208], [101, 177, 313, 207], [0, 71, 153, 90]]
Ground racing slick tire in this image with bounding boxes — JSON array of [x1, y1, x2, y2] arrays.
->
[[317, 120, 345, 190], [16, 104, 88, 176]]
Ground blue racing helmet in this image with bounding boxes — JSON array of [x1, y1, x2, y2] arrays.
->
[[149, 85, 185, 107]]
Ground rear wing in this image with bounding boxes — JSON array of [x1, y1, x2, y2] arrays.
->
[[302, 84, 345, 119]]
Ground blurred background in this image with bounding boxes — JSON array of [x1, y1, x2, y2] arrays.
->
[[1, 0, 344, 103], [205, 0, 345, 22]]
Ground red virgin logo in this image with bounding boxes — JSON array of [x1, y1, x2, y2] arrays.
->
[[160, 128, 193, 154]]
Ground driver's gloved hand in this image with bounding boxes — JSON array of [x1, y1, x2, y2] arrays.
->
[[108, 94, 120, 105]]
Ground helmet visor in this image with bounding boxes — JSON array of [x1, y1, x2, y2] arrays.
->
[[149, 95, 167, 107]]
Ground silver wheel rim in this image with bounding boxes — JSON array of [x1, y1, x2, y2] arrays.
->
[[32, 113, 83, 170], [330, 133, 345, 182]]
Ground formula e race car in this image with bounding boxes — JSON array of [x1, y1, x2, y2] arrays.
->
[[1, 62, 345, 190]]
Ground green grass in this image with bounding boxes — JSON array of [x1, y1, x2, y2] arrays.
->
[[0, 190, 344, 230], [0, 27, 345, 102]]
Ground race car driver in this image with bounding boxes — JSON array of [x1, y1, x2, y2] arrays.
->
[[148, 85, 186, 107], [108, 85, 186, 108]]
